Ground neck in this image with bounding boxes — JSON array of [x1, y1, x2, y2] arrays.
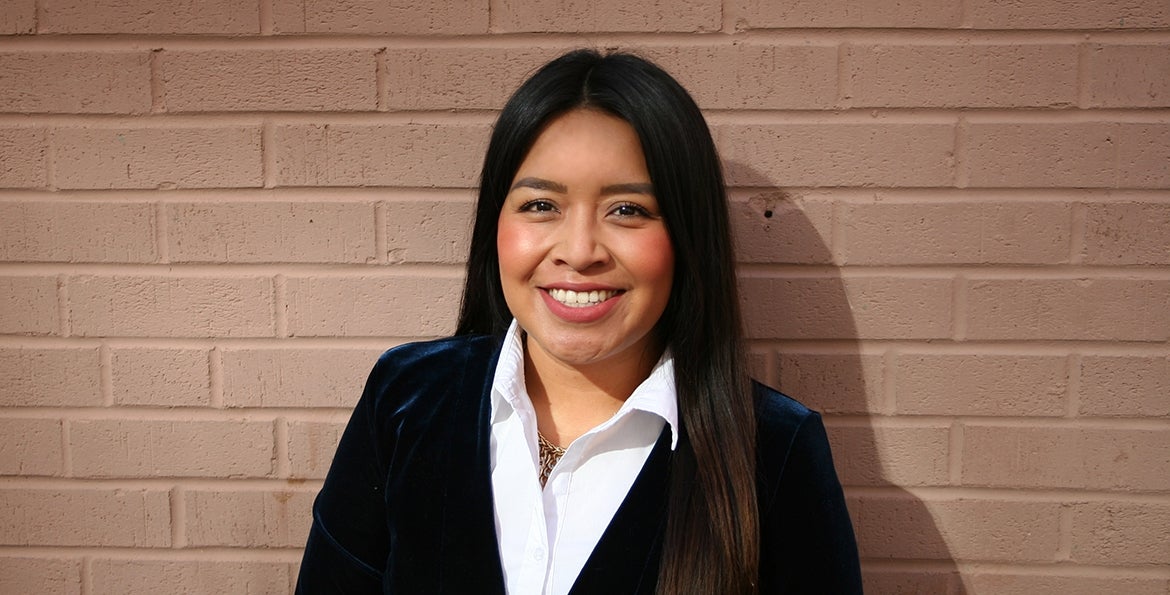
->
[[523, 336, 662, 447]]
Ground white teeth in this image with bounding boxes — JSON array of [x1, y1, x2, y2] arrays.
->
[[548, 288, 618, 307]]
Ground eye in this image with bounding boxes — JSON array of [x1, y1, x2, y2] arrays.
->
[[519, 199, 558, 213], [609, 202, 652, 218]]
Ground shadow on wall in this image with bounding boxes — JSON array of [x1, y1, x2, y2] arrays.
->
[[726, 160, 967, 595]]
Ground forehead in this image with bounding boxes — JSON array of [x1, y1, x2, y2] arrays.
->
[[512, 109, 650, 182]]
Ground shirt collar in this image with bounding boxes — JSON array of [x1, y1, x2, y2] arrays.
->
[[490, 319, 679, 450]]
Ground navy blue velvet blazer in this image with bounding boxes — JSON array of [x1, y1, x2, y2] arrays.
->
[[297, 334, 862, 594]]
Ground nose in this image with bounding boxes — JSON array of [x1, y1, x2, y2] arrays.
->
[[550, 212, 609, 271]]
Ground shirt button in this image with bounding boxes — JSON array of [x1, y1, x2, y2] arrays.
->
[[532, 548, 545, 561]]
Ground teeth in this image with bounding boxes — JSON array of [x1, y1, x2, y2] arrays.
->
[[548, 288, 618, 307]]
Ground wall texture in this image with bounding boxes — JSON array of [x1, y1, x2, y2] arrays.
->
[[1, 0, 1168, 593]]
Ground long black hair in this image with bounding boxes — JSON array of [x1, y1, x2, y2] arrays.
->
[[455, 49, 759, 595]]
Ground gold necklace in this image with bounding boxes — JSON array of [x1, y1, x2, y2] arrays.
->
[[537, 432, 566, 487]]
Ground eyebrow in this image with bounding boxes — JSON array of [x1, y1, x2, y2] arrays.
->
[[509, 177, 654, 196]]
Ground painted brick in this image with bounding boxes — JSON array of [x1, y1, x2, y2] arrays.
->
[[222, 348, 383, 407], [740, 277, 952, 340], [961, 425, 1170, 491], [53, 126, 262, 190], [0, 488, 170, 546], [0, 52, 151, 114], [965, 122, 1170, 188], [274, 123, 489, 188], [1082, 202, 1170, 265], [162, 50, 377, 112], [966, 279, 1170, 342], [494, 0, 719, 32], [966, 0, 1169, 29], [0, 276, 59, 335], [0, 201, 157, 263], [288, 420, 347, 479], [1086, 44, 1170, 108], [385, 200, 473, 263], [893, 354, 1067, 416], [92, 559, 291, 594], [965, 573, 1169, 595], [68, 275, 274, 338], [1069, 502, 1170, 566], [0, 126, 47, 188], [734, 0, 960, 28], [0, 557, 81, 595], [0, 348, 101, 407], [285, 275, 461, 337], [825, 424, 949, 487], [168, 202, 376, 263], [385, 47, 561, 110], [39, 0, 259, 34], [776, 353, 883, 414], [716, 124, 954, 188], [0, 0, 35, 34], [645, 45, 839, 110], [862, 570, 955, 595], [110, 348, 210, 407], [731, 194, 835, 264], [272, 0, 488, 34], [70, 420, 275, 478], [1079, 355, 1170, 417], [847, 44, 1076, 108], [0, 419, 63, 476], [184, 489, 314, 547], [850, 496, 1060, 561], [840, 201, 1071, 265]]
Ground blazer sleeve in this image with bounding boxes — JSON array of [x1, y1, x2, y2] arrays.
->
[[296, 359, 392, 594], [759, 411, 863, 594]]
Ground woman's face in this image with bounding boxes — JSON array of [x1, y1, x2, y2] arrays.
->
[[497, 109, 674, 373]]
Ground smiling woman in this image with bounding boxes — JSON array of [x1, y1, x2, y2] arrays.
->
[[296, 49, 862, 595]]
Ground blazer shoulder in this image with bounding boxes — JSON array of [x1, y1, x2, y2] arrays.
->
[[368, 334, 501, 383], [752, 380, 818, 445], [361, 334, 502, 415]]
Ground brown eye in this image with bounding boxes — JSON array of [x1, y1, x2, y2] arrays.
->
[[610, 203, 651, 218], [520, 200, 557, 213]]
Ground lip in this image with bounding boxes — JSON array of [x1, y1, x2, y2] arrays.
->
[[539, 287, 623, 323]]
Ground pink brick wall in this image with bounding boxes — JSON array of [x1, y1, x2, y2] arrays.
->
[[1, 1, 1167, 592]]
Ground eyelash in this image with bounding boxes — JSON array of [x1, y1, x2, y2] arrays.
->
[[516, 199, 654, 219]]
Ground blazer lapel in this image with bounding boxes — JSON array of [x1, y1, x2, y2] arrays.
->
[[568, 427, 673, 595]]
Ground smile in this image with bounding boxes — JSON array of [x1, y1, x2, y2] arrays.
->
[[546, 288, 621, 307]]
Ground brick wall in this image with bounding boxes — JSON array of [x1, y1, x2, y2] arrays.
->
[[1, 1, 1167, 593]]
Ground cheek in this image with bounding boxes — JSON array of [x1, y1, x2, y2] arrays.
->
[[629, 230, 675, 293], [496, 216, 537, 279]]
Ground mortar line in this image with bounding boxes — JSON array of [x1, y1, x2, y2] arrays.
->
[[170, 486, 187, 548], [155, 202, 170, 263], [1056, 503, 1074, 561], [952, 275, 968, 342], [80, 555, 93, 595], [1069, 201, 1087, 265], [149, 48, 165, 114], [881, 349, 895, 416], [261, 119, 276, 189], [56, 274, 70, 337], [375, 47, 389, 112], [275, 418, 291, 478], [374, 201, 388, 264], [259, 0, 274, 35], [273, 274, 289, 338], [1065, 353, 1082, 419], [60, 418, 73, 478], [947, 421, 964, 486], [208, 346, 224, 409], [99, 344, 114, 407]]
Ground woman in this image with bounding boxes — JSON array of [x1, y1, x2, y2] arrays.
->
[[298, 49, 862, 594]]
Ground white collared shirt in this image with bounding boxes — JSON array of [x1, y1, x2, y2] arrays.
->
[[489, 320, 679, 595]]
